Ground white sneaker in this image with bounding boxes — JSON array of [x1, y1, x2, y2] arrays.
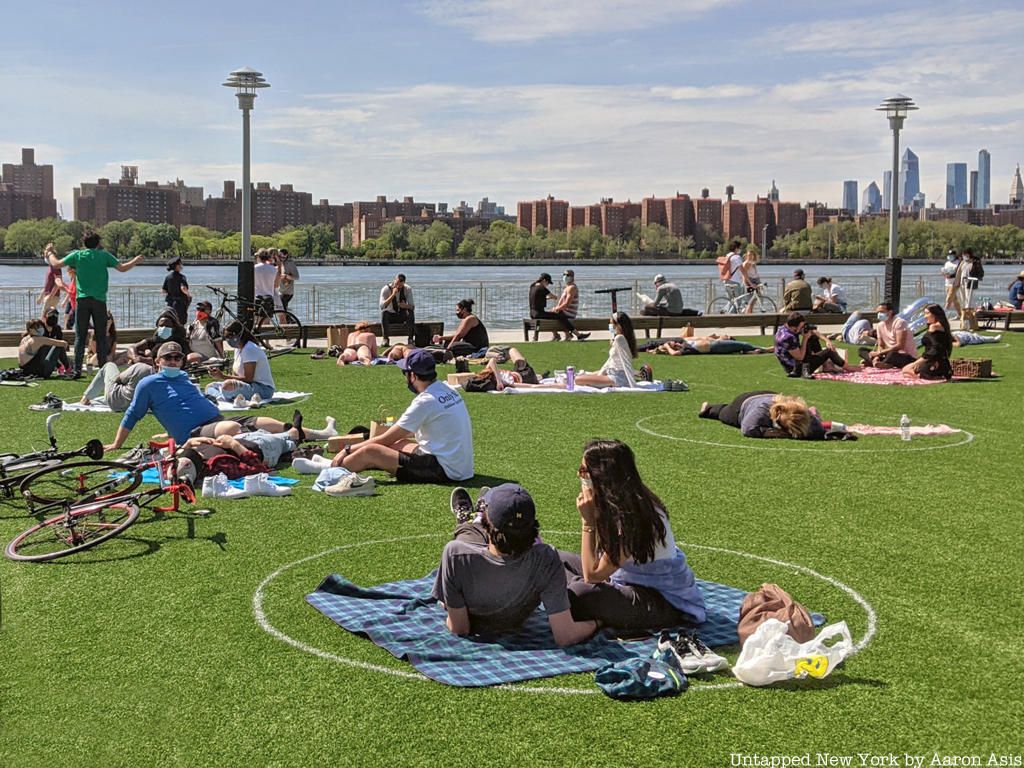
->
[[249, 393, 263, 407], [292, 455, 332, 474], [243, 472, 292, 497], [218, 474, 250, 499], [324, 474, 376, 497], [201, 475, 220, 498], [233, 394, 247, 408]]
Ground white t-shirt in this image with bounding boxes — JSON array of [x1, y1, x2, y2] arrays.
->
[[396, 381, 474, 481], [254, 263, 278, 297], [233, 341, 276, 389], [725, 252, 743, 283], [941, 258, 959, 287], [826, 283, 847, 306]]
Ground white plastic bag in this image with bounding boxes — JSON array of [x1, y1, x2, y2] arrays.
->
[[733, 618, 854, 687]]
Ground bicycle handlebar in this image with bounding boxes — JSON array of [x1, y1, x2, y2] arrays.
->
[[206, 285, 229, 295], [45, 412, 61, 449]]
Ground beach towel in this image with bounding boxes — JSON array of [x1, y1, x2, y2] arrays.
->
[[63, 391, 312, 413], [812, 368, 946, 386], [115, 466, 299, 488], [306, 571, 814, 687], [848, 424, 961, 436], [465, 380, 665, 395]]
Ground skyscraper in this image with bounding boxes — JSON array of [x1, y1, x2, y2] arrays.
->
[[946, 162, 968, 208], [977, 149, 991, 208], [882, 170, 892, 210], [969, 171, 978, 209], [862, 181, 882, 214], [899, 148, 920, 209], [1011, 165, 1024, 206], [842, 180, 858, 213]]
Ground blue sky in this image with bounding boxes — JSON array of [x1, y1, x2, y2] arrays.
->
[[3, 0, 1022, 219]]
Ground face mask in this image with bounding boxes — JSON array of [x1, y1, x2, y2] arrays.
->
[[406, 374, 418, 395], [878, 312, 890, 322], [580, 476, 594, 492], [608, 324, 616, 336], [564, 276, 574, 284], [226, 338, 241, 349], [161, 366, 182, 379], [196, 311, 209, 321], [156, 326, 173, 340], [31, 328, 44, 337]]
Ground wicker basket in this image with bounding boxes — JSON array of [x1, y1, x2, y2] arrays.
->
[[952, 358, 992, 378]]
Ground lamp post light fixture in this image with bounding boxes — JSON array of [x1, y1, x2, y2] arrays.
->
[[761, 224, 768, 260], [223, 67, 270, 318], [876, 94, 917, 307]]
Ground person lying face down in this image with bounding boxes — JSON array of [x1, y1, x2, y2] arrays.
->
[[698, 391, 834, 440], [433, 483, 597, 647]]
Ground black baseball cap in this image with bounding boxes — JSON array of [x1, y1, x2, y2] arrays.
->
[[481, 484, 536, 530]]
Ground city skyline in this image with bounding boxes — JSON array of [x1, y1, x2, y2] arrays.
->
[[2, 1, 1023, 221]]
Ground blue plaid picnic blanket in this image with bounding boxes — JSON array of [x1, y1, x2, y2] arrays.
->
[[306, 571, 753, 687]]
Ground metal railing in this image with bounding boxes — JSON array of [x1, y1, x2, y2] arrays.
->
[[0, 276, 956, 331]]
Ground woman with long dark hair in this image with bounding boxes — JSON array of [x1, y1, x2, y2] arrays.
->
[[206, 320, 276, 401], [560, 439, 705, 630], [903, 304, 953, 380]]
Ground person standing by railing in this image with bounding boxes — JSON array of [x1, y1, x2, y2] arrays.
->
[[162, 256, 191, 323], [47, 230, 143, 377], [277, 248, 299, 318]]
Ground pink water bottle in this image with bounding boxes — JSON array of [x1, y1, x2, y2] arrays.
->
[[566, 365, 575, 391]]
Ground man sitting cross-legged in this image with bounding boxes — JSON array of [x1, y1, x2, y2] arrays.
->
[[435, 484, 597, 647], [331, 348, 474, 483]]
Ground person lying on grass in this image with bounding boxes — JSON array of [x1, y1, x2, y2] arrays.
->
[[650, 336, 771, 355], [559, 439, 706, 631], [698, 391, 837, 440], [336, 321, 379, 366], [437, 483, 598, 646], [461, 347, 542, 392], [331, 348, 474, 484]]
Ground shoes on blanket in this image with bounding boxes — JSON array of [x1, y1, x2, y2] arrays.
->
[[201, 473, 248, 499], [244, 473, 292, 497], [638, 364, 653, 383], [655, 630, 729, 674], [28, 392, 64, 411]]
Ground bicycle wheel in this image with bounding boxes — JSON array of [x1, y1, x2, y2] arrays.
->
[[752, 295, 778, 313], [253, 310, 303, 356], [705, 296, 733, 314], [20, 461, 141, 514], [5, 500, 140, 562], [0, 458, 63, 499]]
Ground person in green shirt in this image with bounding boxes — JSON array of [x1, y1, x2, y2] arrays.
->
[[48, 231, 143, 376]]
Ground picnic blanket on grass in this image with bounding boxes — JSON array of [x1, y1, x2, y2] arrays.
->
[[813, 368, 946, 386], [63, 390, 311, 413], [113, 467, 298, 488], [463, 380, 665, 395], [848, 424, 961, 436], [306, 571, 821, 687]]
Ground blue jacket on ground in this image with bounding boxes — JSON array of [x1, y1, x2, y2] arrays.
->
[[120, 373, 221, 444]]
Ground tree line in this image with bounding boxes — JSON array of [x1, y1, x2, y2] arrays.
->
[[3, 215, 1024, 261]]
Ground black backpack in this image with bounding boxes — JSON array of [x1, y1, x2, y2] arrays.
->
[[969, 259, 985, 281]]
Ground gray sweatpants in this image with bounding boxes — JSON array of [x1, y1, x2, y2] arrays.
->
[[82, 362, 154, 412]]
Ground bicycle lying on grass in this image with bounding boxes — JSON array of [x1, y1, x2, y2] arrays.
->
[[5, 439, 206, 562], [705, 283, 778, 315], [207, 284, 303, 357], [0, 414, 104, 500]]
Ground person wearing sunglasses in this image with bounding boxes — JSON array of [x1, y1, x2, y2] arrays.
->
[[205, 321, 276, 402], [104, 342, 222, 453]]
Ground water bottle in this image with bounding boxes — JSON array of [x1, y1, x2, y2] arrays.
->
[[900, 414, 911, 441], [566, 365, 575, 391]]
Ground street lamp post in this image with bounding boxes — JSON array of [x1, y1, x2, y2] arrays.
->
[[761, 225, 768, 260], [223, 67, 270, 321], [876, 94, 917, 308]]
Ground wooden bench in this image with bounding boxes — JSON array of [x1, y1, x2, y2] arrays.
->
[[302, 321, 444, 348], [522, 316, 663, 341], [974, 309, 1024, 331], [0, 328, 156, 347]]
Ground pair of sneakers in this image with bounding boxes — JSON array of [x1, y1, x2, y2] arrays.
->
[[450, 486, 490, 524], [201, 472, 292, 499], [654, 630, 730, 675]]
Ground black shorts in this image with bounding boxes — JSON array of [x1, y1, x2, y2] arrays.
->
[[396, 450, 452, 484], [190, 415, 260, 438]]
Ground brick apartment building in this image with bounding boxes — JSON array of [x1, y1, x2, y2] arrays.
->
[[517, 196, 569, 235], [641, 194, 697, 241], [74, 166, 181, 227], [0, 148, 58, 227]]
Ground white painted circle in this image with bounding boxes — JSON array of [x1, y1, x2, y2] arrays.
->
[[635, 414, 975, 453], [253, 533, 877, 695]]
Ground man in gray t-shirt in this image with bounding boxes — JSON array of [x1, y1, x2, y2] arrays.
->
[[278, 249, 299, 313], [642, 274, 688, 316], [432, 483, 597, 646]]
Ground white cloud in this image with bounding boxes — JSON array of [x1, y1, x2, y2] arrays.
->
[[420, 0, 738, 43]]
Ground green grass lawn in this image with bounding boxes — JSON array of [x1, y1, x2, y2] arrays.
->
[[1, 336, 1021, 767]]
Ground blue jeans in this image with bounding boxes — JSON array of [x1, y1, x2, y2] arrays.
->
[[205, 380, 275, 401]]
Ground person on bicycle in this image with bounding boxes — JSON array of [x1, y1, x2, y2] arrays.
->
[[206, 321, 276, 402], [717, 241, 744, 300]]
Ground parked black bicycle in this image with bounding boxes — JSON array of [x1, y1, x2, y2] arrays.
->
[[206, 284, 303, 356], [0, 414, 104, 500]]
